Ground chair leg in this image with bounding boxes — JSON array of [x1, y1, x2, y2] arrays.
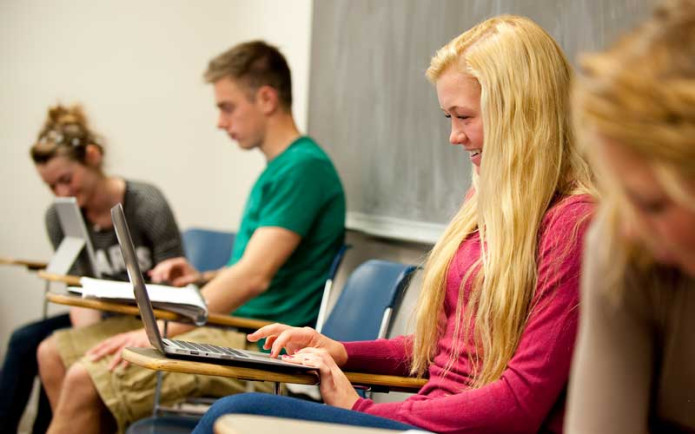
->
[[152, 321, 169, 416], [153, 371, 164, 417], [244, 381, 254, 393], [43, 280, 50, 319]]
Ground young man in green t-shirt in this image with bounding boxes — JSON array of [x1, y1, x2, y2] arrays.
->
[[39, 41, 346, 433]]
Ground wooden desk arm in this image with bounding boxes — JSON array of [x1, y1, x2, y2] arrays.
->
[[38, 270, 81, 285], [44, 290, 271, 330], [122, 347, 318, 385], [207, 315, 271, 331], [121, 347, 427, 394], [1, 256, 48, 271], [344, 372, 426, 394], [46, 292, 183, 321]]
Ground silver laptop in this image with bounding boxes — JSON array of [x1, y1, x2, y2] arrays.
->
[[111, 203, 314, 371], [46, 197, 101, 278]]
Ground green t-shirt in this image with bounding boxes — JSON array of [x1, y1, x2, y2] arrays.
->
[[229, 136, 346, 327]]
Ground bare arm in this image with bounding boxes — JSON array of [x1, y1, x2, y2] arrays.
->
[[565, 223, 654, 434], [199, 226, 301, 312], [69, 307, 101, 327], [167, 226, 301, 336]]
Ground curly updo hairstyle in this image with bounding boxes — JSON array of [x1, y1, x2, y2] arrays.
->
[[30, 104, 104, 165]]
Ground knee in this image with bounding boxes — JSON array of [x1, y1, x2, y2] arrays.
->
[[37, 336, 57, 365], [37, 337, 62, 378], [62, 363, 98, 401]]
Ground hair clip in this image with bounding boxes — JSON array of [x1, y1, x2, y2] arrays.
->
[[63, 124, 80, 135], [44, 130, 64, 145]]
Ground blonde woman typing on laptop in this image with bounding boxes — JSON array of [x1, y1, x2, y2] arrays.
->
[[0, 103, 184, 434], [566, 1, 695, 432], [194, 15, 596, 434]]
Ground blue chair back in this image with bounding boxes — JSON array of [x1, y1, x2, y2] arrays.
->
[[321, 260, 416, 342], [327, 244, 350, 283], [181, 228, 235, 272], [315, 244, 350, 331]]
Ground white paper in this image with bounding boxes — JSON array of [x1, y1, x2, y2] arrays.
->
[[76, 277, 208, 324]]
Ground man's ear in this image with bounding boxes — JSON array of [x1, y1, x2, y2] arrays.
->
[[256, 85, 280, 115], [84, 144, 103, 168]]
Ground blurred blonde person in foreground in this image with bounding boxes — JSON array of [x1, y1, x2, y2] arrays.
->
[[566, 1, 695, 432]]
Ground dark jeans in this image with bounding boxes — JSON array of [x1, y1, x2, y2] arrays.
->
[[192, 393, 418, 434], [0, 313, 71, 434]]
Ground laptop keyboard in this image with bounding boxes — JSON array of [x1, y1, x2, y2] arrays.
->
[[168, 339, 249, 358]]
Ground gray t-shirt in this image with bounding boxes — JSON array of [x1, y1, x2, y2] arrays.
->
[[46, 180, 183, 281], [566, 215, 695, 433]]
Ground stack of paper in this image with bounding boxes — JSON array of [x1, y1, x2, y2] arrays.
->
[[69, 277, 208, 325]]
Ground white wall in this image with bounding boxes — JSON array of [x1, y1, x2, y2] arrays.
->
[[0, 0, 314, 357]]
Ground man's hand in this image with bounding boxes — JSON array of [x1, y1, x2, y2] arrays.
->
[[148, 257, 200, 286], [86, 328, 151, 371], [282, 347, 359, 409]]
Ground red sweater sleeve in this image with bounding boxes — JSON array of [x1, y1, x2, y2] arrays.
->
[[343, 335, 414, 377], [350, 199, 593, 434]]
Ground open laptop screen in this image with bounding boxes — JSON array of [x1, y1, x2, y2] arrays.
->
[[46, 197, 101, 278], [111, 203, 166, 353]]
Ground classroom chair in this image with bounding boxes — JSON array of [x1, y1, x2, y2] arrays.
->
[[126, 246, 355, 434], [126, 258, 416, 434], [181, 228, 236, 272], [319, 259, 416, 342], [287, 259, 417, 400], [314, 244, 351, 332]]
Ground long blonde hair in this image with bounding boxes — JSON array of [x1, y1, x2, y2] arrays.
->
[[411, 15, 596, 387], [573, 0, 695, 287]]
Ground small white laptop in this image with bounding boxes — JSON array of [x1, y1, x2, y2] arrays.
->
[[46, 197, 101, 278], [111, 203, 314, 371]]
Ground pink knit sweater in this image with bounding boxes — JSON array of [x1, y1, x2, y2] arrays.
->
[[343, 195, 594, 434]]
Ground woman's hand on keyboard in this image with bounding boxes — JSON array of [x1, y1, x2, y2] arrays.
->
[[248, 323, 348, 367]]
